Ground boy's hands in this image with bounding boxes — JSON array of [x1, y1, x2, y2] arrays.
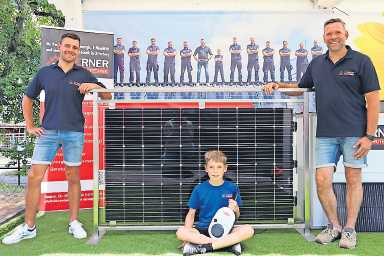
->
[[228, 198, 240, 218], [228, 199, 238, 212]]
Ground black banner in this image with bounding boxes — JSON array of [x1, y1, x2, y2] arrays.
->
[[40, 26, 113, 79]]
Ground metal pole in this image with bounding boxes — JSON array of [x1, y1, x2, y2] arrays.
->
[[17, 155, 20, 186], [302, 91, 315, 241], [92, 93, 100, 230]]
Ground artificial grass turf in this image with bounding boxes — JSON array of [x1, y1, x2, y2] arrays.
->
[[0, 209, 384, 255]]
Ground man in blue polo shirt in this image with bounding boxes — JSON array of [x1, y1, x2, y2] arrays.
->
[[193, 38, 213, 83], [145, 38, 160, 84], [2, 33, 111, 245], [229, 37, 242, 83], [246, 37, 259, 83], [145, 38, 160, 99], [213, 49, 224, 83], [263, 18, 380, 249], [180, 41, 193, 84], [279, 40, 292, 82], [163, 41, 177, 84], [113, 36, 125, 84], [128, 40, 140, 84], [262, 41, 275, 83], [295, 42, 309, 82], [311, 40, 323, 60]]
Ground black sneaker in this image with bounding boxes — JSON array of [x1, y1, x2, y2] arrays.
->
[[183, 243, 207, 256]]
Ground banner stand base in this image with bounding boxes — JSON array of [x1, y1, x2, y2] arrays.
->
[[87, 228, 106, 245], [296, 228, 316, 241]]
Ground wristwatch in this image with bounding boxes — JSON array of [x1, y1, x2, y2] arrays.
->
[[366, 134, 376, 141]]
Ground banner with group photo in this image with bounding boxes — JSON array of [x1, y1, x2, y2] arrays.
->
[[39, 26, 113, 211], [83, 10, 384, 99]]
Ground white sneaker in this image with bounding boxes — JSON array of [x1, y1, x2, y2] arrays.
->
[[182, 243, 207, 256], [2, 224, 36, 245], [231, 243, 242, 255], [68, 220, 87, 239]]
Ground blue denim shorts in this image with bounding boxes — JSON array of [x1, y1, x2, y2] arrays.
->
[[31, 130, 84, 166], [315, 137, 367, 169]]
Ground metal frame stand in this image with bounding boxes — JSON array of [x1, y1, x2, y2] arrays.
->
[[89, 86, 314, 244]]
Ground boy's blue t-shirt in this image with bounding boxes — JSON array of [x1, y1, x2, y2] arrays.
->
[[188, 180, 242, 228]]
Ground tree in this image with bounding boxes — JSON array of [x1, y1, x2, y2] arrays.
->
[[0, 0, 65, 123], [0, 0, 64, 161]]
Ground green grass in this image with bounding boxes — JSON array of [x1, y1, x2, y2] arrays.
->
[[0, 183, 24, 193], [0, 212, 24, 235], [0, 210, 384, 255]]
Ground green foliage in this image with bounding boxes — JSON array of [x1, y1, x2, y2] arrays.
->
[[0, 137, 34, 174], [0, 0, 64, 123], [29, 0, 65, 27], [0, 129, 33, 175], [0, 0, 64, 162]]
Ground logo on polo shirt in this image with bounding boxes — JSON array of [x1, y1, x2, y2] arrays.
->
[[222, 193, 233, 199], [69, 81, 81, 87], [337, 70, 355, 76]]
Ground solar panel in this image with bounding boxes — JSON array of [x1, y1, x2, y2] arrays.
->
[[104, 108, 295, 224]]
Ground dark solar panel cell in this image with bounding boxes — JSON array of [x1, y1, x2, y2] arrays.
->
[[104, 108, 295, 224]]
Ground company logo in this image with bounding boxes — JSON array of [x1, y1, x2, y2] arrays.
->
[[372, 125, 384, 150], [222, 193, 233, 199], [69, 81, 81, 87], [336, 70, 355, 76]]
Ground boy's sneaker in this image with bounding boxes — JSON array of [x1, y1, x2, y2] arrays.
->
[[68, 220, 87, 239], [315, 225, 341, 244], [183, 243, 207, 256], [339, 229, 357, 249], [230, 243, 242, 255], [2, 224, 36, 244]]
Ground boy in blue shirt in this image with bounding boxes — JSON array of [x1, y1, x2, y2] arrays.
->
[[176, 150, 254, 255]]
